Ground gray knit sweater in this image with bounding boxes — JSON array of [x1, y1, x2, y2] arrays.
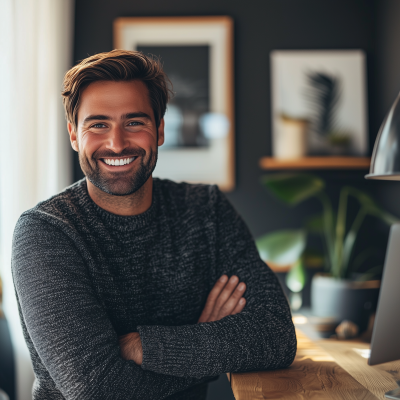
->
[[12, 178, 296, 400]]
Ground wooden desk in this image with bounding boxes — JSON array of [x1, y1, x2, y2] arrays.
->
[[229, 329, 400, 399]]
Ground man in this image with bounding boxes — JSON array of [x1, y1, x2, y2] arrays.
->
[[12, 50, 296, 400]]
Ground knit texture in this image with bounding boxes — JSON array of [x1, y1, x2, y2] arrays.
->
[[12, 178, 296, 400]]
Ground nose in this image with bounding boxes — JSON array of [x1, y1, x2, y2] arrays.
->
[[105, 125, 129, 154]]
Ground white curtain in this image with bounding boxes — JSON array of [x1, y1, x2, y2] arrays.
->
[[0, 1, 74, 399]]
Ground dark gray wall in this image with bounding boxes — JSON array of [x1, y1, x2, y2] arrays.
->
[[377, 0, 400, 117], [73, 0, 399, 271], [372, 0, 400, 236]]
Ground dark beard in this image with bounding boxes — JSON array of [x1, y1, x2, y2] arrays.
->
[[79, 146, 157, 196]]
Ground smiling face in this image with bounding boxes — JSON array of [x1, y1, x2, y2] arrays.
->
[[68, 80, 164, 196]]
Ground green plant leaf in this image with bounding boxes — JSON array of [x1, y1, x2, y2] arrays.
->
[[347, 187, 376, 207], [316, 192, 335, 272], [350, 248, 381, 273], [305, 214, 325, 233], [286, 260, 307, 293], [333, 187, 398, 279], [333, 186, 351, 278], [348, 187, 397, 225], [256, 230, 306, 265], [355, 265, 383, 282], [338, 188, 398, 278], [366, 206, 398, 225], [341, 229, 357, 278], [262, 174, 325, 205]]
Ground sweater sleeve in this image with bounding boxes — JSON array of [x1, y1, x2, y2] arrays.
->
[[138, 187, 297, 378], [12, 215, 211, 400]]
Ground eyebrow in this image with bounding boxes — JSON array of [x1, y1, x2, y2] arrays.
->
[[82, 115, 111, 124], [82, 112, 152, 125], [124, 112, 152, 120]]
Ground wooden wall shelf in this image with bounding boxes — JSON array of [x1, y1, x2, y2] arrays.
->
[[259, 157, 371, 170]]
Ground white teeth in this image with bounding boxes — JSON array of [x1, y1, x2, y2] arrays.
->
[[103, 157, 136, 166]]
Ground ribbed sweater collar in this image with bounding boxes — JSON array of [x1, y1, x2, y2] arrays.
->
[[75, 178, 158, 232]]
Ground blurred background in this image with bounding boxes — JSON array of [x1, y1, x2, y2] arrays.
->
[[2, 0, 400, 399]]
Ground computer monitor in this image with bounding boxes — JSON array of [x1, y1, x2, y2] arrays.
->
[[368, 223, 400, 399]]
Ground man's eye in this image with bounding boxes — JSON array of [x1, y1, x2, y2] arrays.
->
[[128, 121, 142, 127], [92, 123, 106, 128]]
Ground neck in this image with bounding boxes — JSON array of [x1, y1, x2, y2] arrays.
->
[[86, 176, 153, 216]]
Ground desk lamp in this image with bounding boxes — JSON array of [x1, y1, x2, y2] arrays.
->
[[366, 92, 400, 399]]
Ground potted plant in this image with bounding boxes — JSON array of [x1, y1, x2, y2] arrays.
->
[[256, 173, 397, 331]]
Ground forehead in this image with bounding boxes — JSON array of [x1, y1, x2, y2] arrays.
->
[[77, 80, 153, 122]]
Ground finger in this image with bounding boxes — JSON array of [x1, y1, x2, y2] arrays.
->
[[218, 282, 246, 319], [198, 275, 228, 323], [209, 276, 240, 321], [231, 297, 246, 315]]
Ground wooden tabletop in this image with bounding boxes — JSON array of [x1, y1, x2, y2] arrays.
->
[[229, 329, 400, 399]]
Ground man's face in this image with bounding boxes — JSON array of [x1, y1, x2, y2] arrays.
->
[[68, 80, 164, 196]]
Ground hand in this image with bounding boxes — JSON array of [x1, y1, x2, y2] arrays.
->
[[198, 275, 246, 323], [119, 332, 143, 365]]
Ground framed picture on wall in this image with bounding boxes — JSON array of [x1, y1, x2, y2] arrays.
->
[[270, 50, 368, 159], [114, 16, 235, 191]]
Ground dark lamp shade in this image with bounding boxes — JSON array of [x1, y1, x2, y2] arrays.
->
[[366, 91, 400, 180]]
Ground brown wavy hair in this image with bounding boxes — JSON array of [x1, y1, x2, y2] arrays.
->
[[62, 49, 172, 130]]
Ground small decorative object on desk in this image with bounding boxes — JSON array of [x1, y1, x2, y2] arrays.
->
[[308, 316, 339, 334], [335, 320, 359, 340]]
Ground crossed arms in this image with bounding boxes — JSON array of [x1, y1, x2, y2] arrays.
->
[[119, 274, 248, 365]]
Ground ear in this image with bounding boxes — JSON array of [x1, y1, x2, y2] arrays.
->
[[68, 122, 79, 152], [157, 118, 165, 147]]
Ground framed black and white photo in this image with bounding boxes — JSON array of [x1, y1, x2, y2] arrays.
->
[[114, 16, 235, 191], [270, 50, 368, 158]]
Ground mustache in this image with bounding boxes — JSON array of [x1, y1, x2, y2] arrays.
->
[[92, 147, 146, 160]]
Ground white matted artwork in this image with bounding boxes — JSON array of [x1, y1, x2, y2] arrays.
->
[[114, 16, 235, 191], [270, 50, 368, 158]]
